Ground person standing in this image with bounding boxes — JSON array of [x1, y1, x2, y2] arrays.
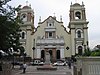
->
[[22, 63, 27, 73], [67, 59, 71, 69]]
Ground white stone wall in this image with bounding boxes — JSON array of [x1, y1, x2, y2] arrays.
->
[[76, 57, 100, 75]]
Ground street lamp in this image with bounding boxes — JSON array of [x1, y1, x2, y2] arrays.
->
[[32, 47, 35, 60], [23, 52, 26, 63]]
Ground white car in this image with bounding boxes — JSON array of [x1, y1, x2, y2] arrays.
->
[[53, 61, 66, 66], [38, 62, 44, 65]]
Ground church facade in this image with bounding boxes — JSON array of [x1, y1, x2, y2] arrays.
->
[[18, 2, 89, 61]]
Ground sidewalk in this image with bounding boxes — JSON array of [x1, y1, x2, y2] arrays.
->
[[12, 65, 73, 75]]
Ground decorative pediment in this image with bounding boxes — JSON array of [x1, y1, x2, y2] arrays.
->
[[38, 16, 63, 24]]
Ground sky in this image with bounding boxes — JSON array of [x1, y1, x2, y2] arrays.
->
[[8, 0, 100, 49]]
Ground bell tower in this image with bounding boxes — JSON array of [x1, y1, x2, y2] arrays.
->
[[69, 2, 86, 21], [18, 4, 34, 56], [18, 5, 34, 26], [68, 2, 89, 55]]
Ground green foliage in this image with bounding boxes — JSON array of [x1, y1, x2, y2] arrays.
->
[[0, 0, 11, 7], [83, 49, 91, 56], [82, 48, 100, 56], [0, 0, 22, 53], [90, 50, 100, 56]]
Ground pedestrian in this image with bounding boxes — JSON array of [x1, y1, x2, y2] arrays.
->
[[67, 59, 71, 69], [22, 63, 27, 73]]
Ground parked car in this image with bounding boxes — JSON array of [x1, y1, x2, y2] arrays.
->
[[33, 60, 41, 65], [33, 60, 44, 66], [53, 61, 66, 66], [38, 62, 44, 66]]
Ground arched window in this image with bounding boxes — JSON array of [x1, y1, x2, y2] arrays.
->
[[78, 46, 83, 55], [21, 14, 27, 22], [22, 32, 25, 39], [77, 30, 81, 38], [56, 50, 60, 59], [75, 11, 81, 19], [76, 29, 83, 38]]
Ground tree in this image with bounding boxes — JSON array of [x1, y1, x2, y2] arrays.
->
[[82, 48, 100, 56], [83, 48, 91, 56], [90, 50, 100, 56], [0, 0, 22, 52]]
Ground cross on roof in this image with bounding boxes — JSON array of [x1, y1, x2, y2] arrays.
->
[[26, 0, 28, 6], [53, 13, 55, 17]]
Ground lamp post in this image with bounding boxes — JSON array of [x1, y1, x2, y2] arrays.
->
[[32, 47, 35, 64], [23, 52, 26, 63], [32, 47, 35, 60]]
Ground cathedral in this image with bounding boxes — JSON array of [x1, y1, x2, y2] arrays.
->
[[18, 2, 89, 61]]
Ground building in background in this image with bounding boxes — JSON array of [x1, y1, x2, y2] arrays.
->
[[18, 2, 89, 61]]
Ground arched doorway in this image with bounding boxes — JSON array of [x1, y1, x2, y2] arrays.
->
[[78, 46, 82, 55], [49, 50, 52, 62], [41, 50, 45, 60], [56, 50, 60, 59]]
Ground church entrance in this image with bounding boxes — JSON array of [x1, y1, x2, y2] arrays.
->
[[40, 49, 62, 62], [40, 48, 63, 62], [41, 48, 56, 62], [49, 50, 52, 62], [56, 50, 60, 59], [41, 50, 45, 61]]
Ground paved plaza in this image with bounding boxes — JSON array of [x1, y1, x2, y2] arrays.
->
[[12, 65, 73, 75]]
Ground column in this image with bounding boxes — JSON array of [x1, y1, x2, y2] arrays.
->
[[45, 48, 48, 60], [52, 48, 56, 62], [37, 48, 41, 58], [60, 48, 64, 58]]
